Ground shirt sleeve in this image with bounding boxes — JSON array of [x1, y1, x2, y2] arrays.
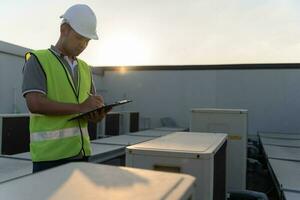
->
[[22, 55, 47, 97]]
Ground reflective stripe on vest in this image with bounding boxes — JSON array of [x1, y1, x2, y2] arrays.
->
[[31, 127, 89, 142]]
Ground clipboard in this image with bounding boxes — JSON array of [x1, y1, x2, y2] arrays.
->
[[68, 99, 132, 121]]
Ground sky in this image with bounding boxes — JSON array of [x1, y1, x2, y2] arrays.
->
[[1, 0, 300, 66]]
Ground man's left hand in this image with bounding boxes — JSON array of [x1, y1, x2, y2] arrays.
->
[[86, 109, 107, 123]]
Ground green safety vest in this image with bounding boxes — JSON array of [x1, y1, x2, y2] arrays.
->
[[25, 49, 92, 162]]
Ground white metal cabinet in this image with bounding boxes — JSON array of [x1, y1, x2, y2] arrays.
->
[[126, 132, 227, 200], [190, 108, 247, 191]]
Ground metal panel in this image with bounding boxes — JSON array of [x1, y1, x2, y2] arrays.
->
[[269, 159, 300, 192], [88, 122, 97, 140], [127, 129, 174, 138], [154, 127, 188, 132], [89, 143, 125, 163], [263, 145, 300, 161], [283, 191, 300, 200], [0, 117, 2, 154], [259, 132, 300, 140], [128, 132, 227, 158], [1, 152, 31, 161], [191, 108, 248, 114], [2, 144, 126, 164], [0, 157, 32, 183], [130, 112, 139, 132], [260, 137, 300, 148], [213, 142, 227, 200], [91, 135, 153, 146]]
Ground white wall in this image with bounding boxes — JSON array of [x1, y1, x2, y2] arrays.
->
[[96, 69, 300, 135], [96, 70, 216, 129], [0, 41, 30, 113]]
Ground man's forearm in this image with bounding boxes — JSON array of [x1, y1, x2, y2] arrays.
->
[[26, 93, 82, 115]]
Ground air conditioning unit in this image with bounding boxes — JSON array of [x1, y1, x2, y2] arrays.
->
[[99, 112, 139, 137], [0, 162, 196, 200], [126, 132, 227, 200], [119, 111, 139, 134], [190, 108, 248, 191], [0, 114, 30, 155], [95, 112, 122, 137]]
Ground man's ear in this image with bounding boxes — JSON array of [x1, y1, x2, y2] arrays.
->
[[60, 23, 70, 36]]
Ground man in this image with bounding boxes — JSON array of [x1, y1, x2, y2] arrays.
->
[[22, 4, 106, 172]]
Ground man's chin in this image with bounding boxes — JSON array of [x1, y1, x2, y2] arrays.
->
[[74, 50, 84, 57]]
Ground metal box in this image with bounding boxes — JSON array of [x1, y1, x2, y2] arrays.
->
[[126, 132, 227, 200], [190, 108, 247, 191], [0, 162, 196, 200]]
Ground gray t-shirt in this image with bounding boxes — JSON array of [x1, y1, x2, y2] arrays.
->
[[22, 45, 95, 97]]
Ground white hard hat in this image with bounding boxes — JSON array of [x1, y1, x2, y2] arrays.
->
[[60, 4, 98, 40]]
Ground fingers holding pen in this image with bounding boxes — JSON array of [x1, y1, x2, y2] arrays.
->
[[80, 93, 104, 112], [88, 93, 104, 106]]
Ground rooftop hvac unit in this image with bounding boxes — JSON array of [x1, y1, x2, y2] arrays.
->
[[99, 112, 139, 137], [0, 114, 30, 155], [119, 111, 139, 134], [0, 162, 196, 200], [126, 132, 227, 200], [190, 108, 248, 191]]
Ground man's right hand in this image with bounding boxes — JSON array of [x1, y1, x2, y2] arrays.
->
[[79, 95, 104, 113]]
